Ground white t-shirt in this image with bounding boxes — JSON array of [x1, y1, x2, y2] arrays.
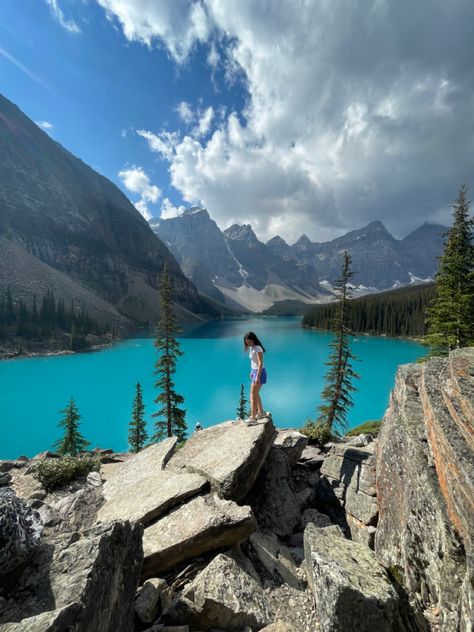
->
[[249, 345, 264, 369]]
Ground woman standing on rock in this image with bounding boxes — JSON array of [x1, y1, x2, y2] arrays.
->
[[243, 331, 268, 426]]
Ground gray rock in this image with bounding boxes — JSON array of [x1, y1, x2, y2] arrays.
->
[[49, 486, 103, 535], [0, 521, 143, 632], [316, 474, 378, 525], [320, 445, 376, 496], [142, 493, 256, 577], [304, 523, 420, 632], [347, 514, 377, 549], [301, 508, 331, 529], [0, 487, 43, 579], [247, 446, 301, 537], [249, 531, 301, 589], [376, 351, 474, 632], [101, 437, 176, 500], [32, 451, 60, 460], [135, 578, 168, 624], [167, 418, 277, 501], [0, 461, 16, 473], [86, 471, 102, 487], [298, 445, 324, 465], [167, 553, 274, 631], [260, 622, 297, 632], [98, 468, 207, 526], [97, 438, 207, 526], [273, 430, 308, 465], [0, 472, 12, 486], [345, 433, 374, 447]]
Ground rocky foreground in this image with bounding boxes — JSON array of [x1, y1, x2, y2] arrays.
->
[[0, 348, 473, 632]]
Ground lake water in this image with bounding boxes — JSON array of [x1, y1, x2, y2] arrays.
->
[[0, 317, 425, 459]]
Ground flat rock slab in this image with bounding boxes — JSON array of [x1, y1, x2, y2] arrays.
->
[[97, 438, 208, 527], [102, 438, 177, 500], [167, 553, 274, 631], [142, 493, 256, 577], [304, 523, 417, 632], [97, 470, 207, 526], [167, 419, 277, 501]]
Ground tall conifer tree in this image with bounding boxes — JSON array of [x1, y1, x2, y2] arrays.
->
[[236, 383, 248, 420], [152, 264, 187, 443], [54, 397, 90, 456], [128, 382, 148, 452], [425, 185, 474, 354], [316, 251, 359, 434]]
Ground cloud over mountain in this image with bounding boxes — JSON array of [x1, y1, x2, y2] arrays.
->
[[98, 0, 474, 242]]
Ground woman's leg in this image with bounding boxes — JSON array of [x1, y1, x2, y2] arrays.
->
[[252, 383, 263, 415], [250, 382, 259, 418]]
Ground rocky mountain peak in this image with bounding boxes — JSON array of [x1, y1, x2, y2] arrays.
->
[[224, 223, 258, 242]]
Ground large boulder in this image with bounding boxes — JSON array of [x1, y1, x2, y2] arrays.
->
[[0, 488, 43, 581], [142, 493, 256, 578], [166, 553, 275, 630], [0, 521, 143, 632], [246, 446, 301, 537], [167, 418, 277, 501], [316, 441, 378, 537], [304, 523, 422, 632], [97, 438, 208, 527], [375, 350, 474, 632], [273, 430, 308, 465]]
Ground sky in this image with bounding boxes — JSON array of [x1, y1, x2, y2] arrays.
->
[[1, 0, 473, 243]]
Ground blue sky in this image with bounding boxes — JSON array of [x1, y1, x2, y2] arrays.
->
[[1, 1, 473, 242], [0, 0, 245, 218]]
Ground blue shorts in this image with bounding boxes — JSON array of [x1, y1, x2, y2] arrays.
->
[[251, 368, 267, 384]]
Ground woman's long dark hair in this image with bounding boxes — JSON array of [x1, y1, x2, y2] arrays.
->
[[243, 331, 266, 352]]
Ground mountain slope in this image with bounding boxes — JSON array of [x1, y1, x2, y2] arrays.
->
[[0, 93, 214, 325]]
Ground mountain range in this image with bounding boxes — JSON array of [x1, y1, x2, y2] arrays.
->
[[0, 93, 218, 329], [151, 209, 446, 313]]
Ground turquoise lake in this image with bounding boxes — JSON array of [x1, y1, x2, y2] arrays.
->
[[0, 317, 425, 459]]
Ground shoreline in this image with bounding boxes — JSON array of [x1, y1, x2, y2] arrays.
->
[[301, 323, 425, 344], [0, 340, 115, 362]]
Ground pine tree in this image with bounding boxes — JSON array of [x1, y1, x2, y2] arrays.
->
[[316, 251, 359, 434], [128, 382, 148, 452], [152, 264, 187, 443], [54, 397, 90, 456], [425, 185, 474, 354], [236, 383, 248, 419]]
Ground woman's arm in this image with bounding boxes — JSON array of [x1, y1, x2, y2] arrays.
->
[[256, 351, 263, 382]]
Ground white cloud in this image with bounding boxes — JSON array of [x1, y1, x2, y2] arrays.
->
[[160, 198, 186, 219], [176, 101, 194, 124], [45, 0, 81, 34], [98, 0, 474, 241], [118, 166, 161, 220], [137, 129, 180, 162], [194, 105, 214, 138], [96, 0, 210, 63], [36, 120, 53, 130]]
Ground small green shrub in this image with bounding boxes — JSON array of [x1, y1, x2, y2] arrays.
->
[[300, 420, 333, 446], [33, 456, 100, 493], [345, 420, 382, 437]]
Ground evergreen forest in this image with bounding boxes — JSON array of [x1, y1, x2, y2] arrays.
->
[[302, 283, 435, 337], [0, 288, 115, 350]]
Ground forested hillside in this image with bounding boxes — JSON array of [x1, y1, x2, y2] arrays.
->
[[302, 283, 435, 337]]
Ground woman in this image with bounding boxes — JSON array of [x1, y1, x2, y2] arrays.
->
[[243, 331, 267, 425]]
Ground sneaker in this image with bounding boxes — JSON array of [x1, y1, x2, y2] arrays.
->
[[256, 412, 267, 420], [245, 417, 258, 426]]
